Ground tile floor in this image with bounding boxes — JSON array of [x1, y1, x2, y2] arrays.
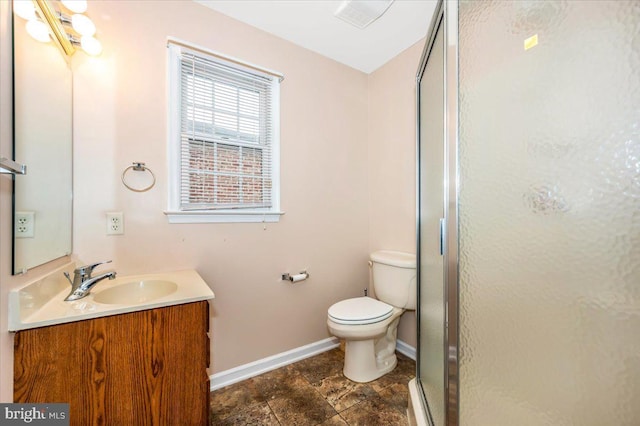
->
[[210, 348, 416, 425]]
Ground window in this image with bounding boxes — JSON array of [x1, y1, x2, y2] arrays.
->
[[166, 40, 283, 223]]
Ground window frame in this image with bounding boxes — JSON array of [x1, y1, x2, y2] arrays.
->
[[165, 39, 283, 224]]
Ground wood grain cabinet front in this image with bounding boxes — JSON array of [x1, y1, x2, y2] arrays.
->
[[14, 301, 210, 425]]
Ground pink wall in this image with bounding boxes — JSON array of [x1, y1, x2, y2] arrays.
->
[[368, 40, 425, 347], [1, 0, 424, 401], [71, 1, 370, 374]]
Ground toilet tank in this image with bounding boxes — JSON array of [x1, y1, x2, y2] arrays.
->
[[370, 250, 417, 310]]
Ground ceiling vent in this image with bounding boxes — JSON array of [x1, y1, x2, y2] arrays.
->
[[334, 0, 395, 29]]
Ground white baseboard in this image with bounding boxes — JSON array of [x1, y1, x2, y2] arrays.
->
[[210, 337, 416, 391], [210, 337, 340, 391], [396, 339, 416, 360]]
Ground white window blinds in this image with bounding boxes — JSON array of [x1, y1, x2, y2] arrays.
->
[[177, 48, 277, 211]]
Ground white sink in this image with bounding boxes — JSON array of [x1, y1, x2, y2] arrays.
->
[[8, 263, 214, 331], [94, 280, 178, 305]]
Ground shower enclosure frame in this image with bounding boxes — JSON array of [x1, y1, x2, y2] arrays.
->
[[415, 1, 640, 424], [415, 0, 460, 424]]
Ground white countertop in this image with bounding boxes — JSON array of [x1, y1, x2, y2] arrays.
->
[[8, 262, 215, 331]]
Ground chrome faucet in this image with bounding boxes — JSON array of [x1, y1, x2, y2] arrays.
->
[[63, 260, 117, 301]]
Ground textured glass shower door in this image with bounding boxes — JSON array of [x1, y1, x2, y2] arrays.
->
[[417, 7, 446, 425], [458, 1, 640, 425]]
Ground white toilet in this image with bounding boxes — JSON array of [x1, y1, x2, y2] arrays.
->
[[327, 250, 416, 383]]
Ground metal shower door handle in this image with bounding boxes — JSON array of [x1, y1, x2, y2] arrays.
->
[[440, 218, 445, 256]]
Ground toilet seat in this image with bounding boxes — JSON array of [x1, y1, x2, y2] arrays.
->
[[328, 297, 393, 325]]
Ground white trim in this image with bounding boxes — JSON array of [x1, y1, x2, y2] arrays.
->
[[396, 339, 416, 360], [269, 76, 281, 212], [166, 42, 282, 223], [167, 43, 182, 214], [164, 210, 284, 224], [209, 337, 339, 391], [209, 337, 416, 391], [167, 37, 284, 81]]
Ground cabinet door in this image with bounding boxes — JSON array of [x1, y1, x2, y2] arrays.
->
[[14, 301, 210, 425]]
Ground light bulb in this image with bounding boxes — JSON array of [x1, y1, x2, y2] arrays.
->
[[13, 0, 36, 21], [26, 19, 50, 43], [71, 14, 96, 36], [80, 35, 102, 56], [60, 0, 87, 14]]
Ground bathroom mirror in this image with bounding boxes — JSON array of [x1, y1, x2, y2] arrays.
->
[[12, 14, 72, 274]]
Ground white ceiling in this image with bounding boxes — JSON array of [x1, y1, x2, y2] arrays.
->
[[194, 0, 437, 74]]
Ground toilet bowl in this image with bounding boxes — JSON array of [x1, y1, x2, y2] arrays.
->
[[328, 297, 404, 382], [327, 251, 416, 383]]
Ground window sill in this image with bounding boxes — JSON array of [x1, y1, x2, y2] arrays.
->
[[164, 210, 284, 224]]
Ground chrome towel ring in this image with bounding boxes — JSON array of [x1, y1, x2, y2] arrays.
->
[[121, 162, 156, 192]]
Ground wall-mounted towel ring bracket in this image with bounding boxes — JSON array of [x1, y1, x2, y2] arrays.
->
[[0, 157, 27, 175], [122, 162, 156, 192]]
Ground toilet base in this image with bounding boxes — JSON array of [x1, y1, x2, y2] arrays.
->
[[341, 316, 401, 383]]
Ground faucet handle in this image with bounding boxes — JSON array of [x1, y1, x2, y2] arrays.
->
[[75, 260, 112, 276]]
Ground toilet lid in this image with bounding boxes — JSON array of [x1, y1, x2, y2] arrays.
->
[[328, 297, 393, 325]]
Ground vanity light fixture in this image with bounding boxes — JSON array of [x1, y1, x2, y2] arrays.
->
[[25, 18, 50, 42], [60, 0, 86, 13], [77, 34, 101, 55], [13, 0, 102, 57], [32, 0, 75, 55], [13, 0, 37, 20], [70, 13, 95, 36]]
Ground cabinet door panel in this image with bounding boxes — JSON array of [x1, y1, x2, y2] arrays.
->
[[14, 301, 210, 426]]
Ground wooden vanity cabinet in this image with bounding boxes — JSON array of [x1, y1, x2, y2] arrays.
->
[[14, 301, 210, 425]]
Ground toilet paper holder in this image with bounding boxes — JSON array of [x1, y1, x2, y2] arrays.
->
[[282, 271, 309, 282]]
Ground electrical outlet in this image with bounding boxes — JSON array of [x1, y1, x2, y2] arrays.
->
[[106, 212, 124, 235], [15, 211, 35, 238]]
